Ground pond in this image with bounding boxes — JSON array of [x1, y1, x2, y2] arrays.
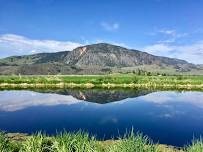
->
[[0, 88, 203, 147]]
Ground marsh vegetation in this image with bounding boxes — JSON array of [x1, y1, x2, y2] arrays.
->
[[0, 131, 203, 152], [0, 75, 203, 90]]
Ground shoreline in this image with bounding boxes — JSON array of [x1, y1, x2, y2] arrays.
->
[[4, 132, 182, 152], [0, 82, 203, 90], [0, 75, 203, 90]]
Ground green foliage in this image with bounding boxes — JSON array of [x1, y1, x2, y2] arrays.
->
[[1, 131, 203, 152], [0, 132, 10, 152], [0, 75, 203, 90], [51, 131, 98, 152], [184, 138, 203, 152], [0, 75, 203, 86], [106, 131, 160, 152], [20, 133, 50, 152], [132, 76, 138, 83], [0, 132, 20, 152]]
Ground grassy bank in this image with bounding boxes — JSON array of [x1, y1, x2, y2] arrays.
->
[[0, 75, 203, 90], [0, 131, 202, 152]]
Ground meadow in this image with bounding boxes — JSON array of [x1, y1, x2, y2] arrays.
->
[[0, 131, 202, 152], [0, 74, 203, 90]]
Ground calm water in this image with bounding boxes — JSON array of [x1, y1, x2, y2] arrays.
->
[[0, 89, 203, 147]]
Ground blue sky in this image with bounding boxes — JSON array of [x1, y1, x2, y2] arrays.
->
[[0, 0, 203, 64]]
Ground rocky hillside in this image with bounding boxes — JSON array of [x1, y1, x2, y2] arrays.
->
[[66, 43, 186, 67], [0, 51, 68, 66], [0, 43, 200, 75]]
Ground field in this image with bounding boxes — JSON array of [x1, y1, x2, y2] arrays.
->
[[0, 131, 202, 152], [0, 74, 203, 90]]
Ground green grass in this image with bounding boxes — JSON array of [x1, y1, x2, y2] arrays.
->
[[0, 132, 10, 152], [51, 131, 98, 152], [184, 139, 203, 152], [106, 131, 159, 152], [0, 74, 203, 89], [0, 131, 202, 152], [20, 133, 50, 152], [0, 132, 19, 152]]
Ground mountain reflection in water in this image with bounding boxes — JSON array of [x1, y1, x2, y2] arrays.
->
[[0, 89, 203, 147], [37, 89, 151, 104]]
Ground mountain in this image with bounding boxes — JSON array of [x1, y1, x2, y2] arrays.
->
[[36, 88, 152, 104], [66, 43, 189, 67], [0, 51, 68, 66], [0, 43, 201, 75]]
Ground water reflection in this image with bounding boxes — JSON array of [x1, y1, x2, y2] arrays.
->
[[141, 91, 203, 108], [0, 89, 203, 147], [0, 91, 82, 112], [36, 89, 151, 104]]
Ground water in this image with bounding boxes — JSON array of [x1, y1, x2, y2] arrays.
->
[[0, 89, 203, 147]]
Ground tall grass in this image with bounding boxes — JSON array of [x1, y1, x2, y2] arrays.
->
[[0, 131, 203, 152], [20, 133, 51, 152], [0, 132, 19, 152], [106, 132, 160, 152], [184, 139, 203, 152], [0, 132, 10, 152], [51, 131, 98, 152]]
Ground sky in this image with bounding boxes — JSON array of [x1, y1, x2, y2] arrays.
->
[[0, 0, 203, 64]]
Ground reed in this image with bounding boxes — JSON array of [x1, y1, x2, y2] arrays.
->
[[0, 132, 10, 152], [184, 138, 203, 152], [51, 131, 98, 152], [19, 133, 50, 152], [106, 131, 160, 152], [0, 131, 203, 152], [0, 132, 19, 152]]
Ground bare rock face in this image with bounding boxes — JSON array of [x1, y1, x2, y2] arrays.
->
[[64, 43, 193, 68]]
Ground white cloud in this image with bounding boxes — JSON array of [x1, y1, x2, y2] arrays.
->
[[159, 29, 188, 38], [140, 91, 203, 118], [143, 41, 203, 64], [141, 91, 203, 109], [0, 33, 133, 58], [101, 22, 119, 31], [150, 29, 189, 44], [143, 43, 173, 54], [0, 34, 83, 58], [144, 29, 203, 63], [0, 90, 83, 112], [159, 29, 176, 36], [158, 38, 176, 43]]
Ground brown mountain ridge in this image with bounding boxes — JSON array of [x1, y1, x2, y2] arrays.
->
[[0, 43, 201, 75]]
